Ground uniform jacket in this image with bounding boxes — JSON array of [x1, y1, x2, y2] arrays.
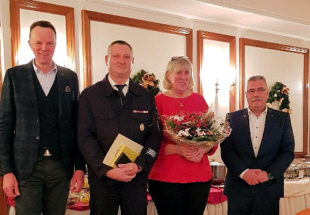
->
[[0, 61, 85, 180], [221, 108, 294, 198], [78, 75, 161, 183]]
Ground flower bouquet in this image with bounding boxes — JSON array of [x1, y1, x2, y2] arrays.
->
[[163, 112, 231, 147], [132, 69, 160, 96]]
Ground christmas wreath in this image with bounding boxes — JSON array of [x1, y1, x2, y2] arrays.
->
[[132, 69, 160, 96], [266, 82, 291, 113]]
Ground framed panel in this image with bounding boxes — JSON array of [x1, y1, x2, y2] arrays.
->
[[81, 10, 193, 88], [10, 0, 76, 69], [197, 31, 236, 112], [239, 38, 309, 157]]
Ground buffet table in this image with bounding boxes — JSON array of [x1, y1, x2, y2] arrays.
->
[[9, 179, 310, 215], [8, 187, 227, 215], [65, 187, 228, 215], [280, 178, 310, 215]]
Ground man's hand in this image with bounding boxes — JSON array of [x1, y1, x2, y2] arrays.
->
[[243, 169, 262, 186], [3, 173, 20, 198], [70, 170, 84, 192], [106, 163, 139, 182], [256, 171, 269, 183]]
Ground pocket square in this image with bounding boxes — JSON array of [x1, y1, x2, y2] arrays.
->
[[65, 86, 71, 93]]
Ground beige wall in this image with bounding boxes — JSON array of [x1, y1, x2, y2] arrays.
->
[[199, 0, 310, 24], [1, 0, 310, 81], [0, 0, 310, 160]]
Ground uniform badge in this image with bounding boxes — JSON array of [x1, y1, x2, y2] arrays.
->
[[65, 86, 71, 93], [140, 123, 145, 132]]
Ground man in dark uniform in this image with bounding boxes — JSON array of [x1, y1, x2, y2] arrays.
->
[[0, 21, 85, 215], [78, 40, 161, 215]]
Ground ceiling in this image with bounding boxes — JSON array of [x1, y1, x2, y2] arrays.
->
[[92, 0, 310, 41]]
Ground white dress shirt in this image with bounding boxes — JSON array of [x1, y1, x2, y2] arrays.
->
[[248, 107, 267, 157], [108, 75, 129, 96], [33, 60, 57, 96], [240, 107, 267, 178]]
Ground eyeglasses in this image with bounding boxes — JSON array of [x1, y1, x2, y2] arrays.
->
[[171, 56, 189, 61], [246, 87, 267, 94]]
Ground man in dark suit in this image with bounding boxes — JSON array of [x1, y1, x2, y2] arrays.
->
[[78, 40, 161, 215], [221, 75, 294, 215], [0, 20, 85, 215]]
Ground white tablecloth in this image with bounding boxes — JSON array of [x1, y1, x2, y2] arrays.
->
[[280, 178, 310, 215]]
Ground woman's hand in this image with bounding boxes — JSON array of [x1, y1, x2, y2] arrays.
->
[[177, 145, 203, 163], [164, 144, 214, 163], [183, 146, 213, 163], [199, 146, 214, 155], [177, 145, 197, 157]]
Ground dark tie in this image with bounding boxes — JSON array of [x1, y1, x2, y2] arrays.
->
[[115, 84, 126, 105]]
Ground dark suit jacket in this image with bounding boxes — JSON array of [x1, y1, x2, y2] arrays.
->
[[221, 108, 294, 198], [78, 75, 161, 184], [0, 61, 85, 180]]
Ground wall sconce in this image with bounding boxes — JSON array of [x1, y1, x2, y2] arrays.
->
[[215, 80, 220, 95]]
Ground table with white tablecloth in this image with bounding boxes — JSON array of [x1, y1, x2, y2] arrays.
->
[[280, 178, 310, 215], [204, 178, 310, 215]]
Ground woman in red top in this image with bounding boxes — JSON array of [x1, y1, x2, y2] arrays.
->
[[148, 56, 217, 215]]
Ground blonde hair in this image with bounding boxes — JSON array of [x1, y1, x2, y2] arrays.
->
[[163, 56, 194, 90]]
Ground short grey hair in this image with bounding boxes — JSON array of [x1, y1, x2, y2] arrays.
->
[[247, 75, 267, 88]]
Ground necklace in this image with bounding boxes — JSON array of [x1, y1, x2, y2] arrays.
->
[[176, 98, 184, 108], [164, 91, 190, 108]]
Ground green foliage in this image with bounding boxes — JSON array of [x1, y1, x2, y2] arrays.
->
[[267, 82, 290, 110], [132, 69, 160, 96]]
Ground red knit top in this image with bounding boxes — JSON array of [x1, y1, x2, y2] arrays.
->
[[148, 93, 217, 183]]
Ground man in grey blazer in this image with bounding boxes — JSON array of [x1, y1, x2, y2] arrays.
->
[[0, 20, 85, 215], [221, 75, 294, 215]]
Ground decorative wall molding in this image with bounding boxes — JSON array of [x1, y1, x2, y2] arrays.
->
[[81, 9, 193, 88], [197, 30, 236, 111], [239, 38, 309, 157], [10, 0, 76, 68]]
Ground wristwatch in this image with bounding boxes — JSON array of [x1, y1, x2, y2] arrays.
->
[[267, 172, 274, 180]]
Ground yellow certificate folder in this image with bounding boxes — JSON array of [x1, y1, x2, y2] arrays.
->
[[103, 133, 143, 168]]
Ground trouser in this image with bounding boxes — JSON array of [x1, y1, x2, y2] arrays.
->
[[227, 196, 280, 215], [89, 177, 147, 215], [148, 180, 212, 215], [15, 157, 70, 215]]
